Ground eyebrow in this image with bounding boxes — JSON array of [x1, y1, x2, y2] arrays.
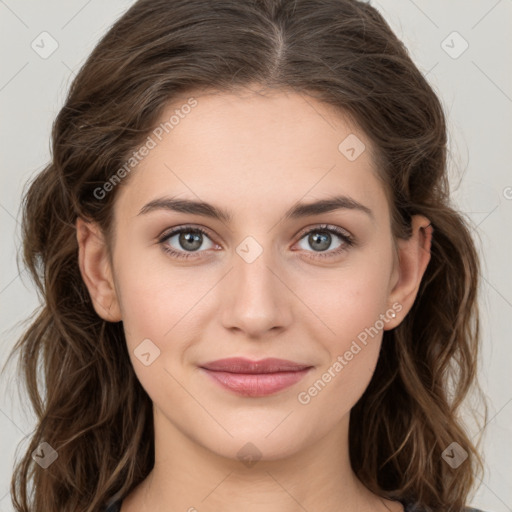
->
[[137, 195, 374, 222]]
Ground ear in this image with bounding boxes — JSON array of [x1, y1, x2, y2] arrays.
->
[[76, 217, 122, 322], [384, 215, 433, 330]]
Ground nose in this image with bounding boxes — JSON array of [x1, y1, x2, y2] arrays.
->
[[220, 243, 293, 339]]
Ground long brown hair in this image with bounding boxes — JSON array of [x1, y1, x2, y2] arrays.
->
[[5, 0, 487, 510]]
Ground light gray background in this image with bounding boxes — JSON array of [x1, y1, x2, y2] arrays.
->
[[1, 1, 511, 510]]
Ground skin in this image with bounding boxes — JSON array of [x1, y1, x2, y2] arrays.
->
[[77, 85, 432, 512]]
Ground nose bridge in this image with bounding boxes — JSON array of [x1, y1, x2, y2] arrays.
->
[[220, 234, 291, 336]]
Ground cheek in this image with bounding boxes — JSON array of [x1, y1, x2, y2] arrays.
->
[[296, 341, 381, 430], [293, 247, 393, 345], [295, 273, 388, 419], [292, 251, 392, 408], [113, 243, 206, 339], [112, 251, 219, 387], [114, 266, 197, 404]]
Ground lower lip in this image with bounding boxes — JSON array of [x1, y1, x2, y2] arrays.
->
[[200, 368, 312, 397]]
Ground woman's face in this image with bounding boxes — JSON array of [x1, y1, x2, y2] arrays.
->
[[83, 87, 424, 462]]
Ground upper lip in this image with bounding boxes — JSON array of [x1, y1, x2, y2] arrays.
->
[[200, 357, 312, 374]]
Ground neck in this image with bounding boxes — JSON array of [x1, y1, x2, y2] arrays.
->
[[122, 407, 403, 512]]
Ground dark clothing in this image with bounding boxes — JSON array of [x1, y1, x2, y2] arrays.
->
[[105, 497, 488, 511]]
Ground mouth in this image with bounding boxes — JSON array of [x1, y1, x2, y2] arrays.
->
[[199, 357, 314, 397]]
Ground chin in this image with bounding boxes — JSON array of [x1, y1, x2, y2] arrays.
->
[[190, 415, 319, 465], [208, 436, 308, 466]]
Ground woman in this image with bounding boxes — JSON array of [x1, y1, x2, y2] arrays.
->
[[7, 0, 488, 511]]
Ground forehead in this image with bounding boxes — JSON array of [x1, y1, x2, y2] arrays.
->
[[115, 88, 389, 222]]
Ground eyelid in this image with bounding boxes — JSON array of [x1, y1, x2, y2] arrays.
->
[[158, 224, 217, 242], [294, 223, 352, 241]]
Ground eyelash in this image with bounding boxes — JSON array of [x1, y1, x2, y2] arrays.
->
[[157, 224, 355, 261]]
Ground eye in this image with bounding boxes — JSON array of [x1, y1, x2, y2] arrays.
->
[[158, 223, 355, 261], [294, 224, 354, 259], [158, 225, 218, 260]]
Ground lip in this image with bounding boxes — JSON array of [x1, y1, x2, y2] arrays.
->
[[199, 357, 313, 397]]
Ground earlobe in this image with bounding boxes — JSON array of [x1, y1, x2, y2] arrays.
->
[[385, 215, 433, 329], [76, 217, 122, 322]]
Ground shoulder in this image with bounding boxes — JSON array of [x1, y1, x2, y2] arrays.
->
[[105, 499, 489, 512]]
